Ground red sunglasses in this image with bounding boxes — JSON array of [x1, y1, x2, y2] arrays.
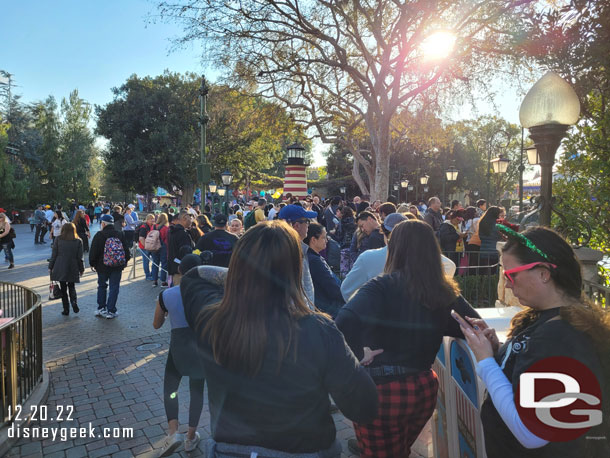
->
[[503, 262, 557, 284]]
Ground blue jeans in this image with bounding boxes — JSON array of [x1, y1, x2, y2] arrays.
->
[[141, 249, 153, 279], [96, 269, 122, 313], [151, 245, 167, 282], [1, 242, 13, 264]]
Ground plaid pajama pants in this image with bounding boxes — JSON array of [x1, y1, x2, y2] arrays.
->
[[353, 369, 438, 458]]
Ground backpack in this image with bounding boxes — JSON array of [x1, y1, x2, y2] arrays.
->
[[103, 237, 126, 267], [144, 225, 161, 251], [244, 210, 257, 230]]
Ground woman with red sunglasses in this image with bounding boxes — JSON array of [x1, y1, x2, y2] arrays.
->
[[459, 226, 610, 458]]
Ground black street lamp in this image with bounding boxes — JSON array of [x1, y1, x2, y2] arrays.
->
[[520, 72, 580, 226], [220, 171, 233, 215], [401, 178, 409, 203], [339, 186, 346, 201], [197, 76, 211, 200]]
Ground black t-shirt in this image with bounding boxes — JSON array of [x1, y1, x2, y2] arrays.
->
[[336, 272, 480, 376], [180, 266, 378, 453], [195, 229, 239, 267]]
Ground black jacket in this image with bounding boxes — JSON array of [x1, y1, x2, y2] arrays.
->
[[336, 272, 480, 377], [50, 238, 84, 283], [167, 224, 194, 275], [424, 208, 443, 235], [307, 249, 344, 318], [180, 265, 378, 453], [89, 225, 131, 272], [439, 221, 460, 252]]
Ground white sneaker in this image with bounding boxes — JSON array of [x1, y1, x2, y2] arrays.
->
[[95, 308, 107, 317], [105, 311, 118, 319], [184, 431, 200, 452], [159, 433, 183, 456]]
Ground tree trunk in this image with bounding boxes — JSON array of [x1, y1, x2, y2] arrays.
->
[[182, 183, 196, 207], [352, 161, 369, 197]]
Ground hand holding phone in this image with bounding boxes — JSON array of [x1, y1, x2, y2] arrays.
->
[[451, 310, 473, 329]]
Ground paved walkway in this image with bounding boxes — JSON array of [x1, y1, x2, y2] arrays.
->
[[1, 223, 431, 457]]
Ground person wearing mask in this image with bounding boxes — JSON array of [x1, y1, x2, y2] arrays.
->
[[460, 226, 609, 458], [305, 223, 345, 318], [89, 214, 131, 319], [424, 197, 443, 237], [336, 220, 480, 457], [195, 214, 239, 268], [167, 210, 195, 286], [181, 221, 378, 456], [49, 223, 84, 315], [123, 204, 139, 248], [154, 254, 207, 456], [72, 209, 90, 253], [0, 213, 15, 269]]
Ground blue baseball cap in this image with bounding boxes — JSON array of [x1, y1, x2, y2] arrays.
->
[[100, 214, 114, 223], [278, 204, 317, 222]]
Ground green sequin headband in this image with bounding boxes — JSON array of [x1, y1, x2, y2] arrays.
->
[[496, 224, 551, 261]]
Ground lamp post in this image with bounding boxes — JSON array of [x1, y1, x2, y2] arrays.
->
[[519, 72, 580, 226], [209, 181, 217, 212], [393, 184, 399, 200], [420, 174, 429, 203], [339, 186, 346, 201], [401, 179, 409, 203], [221, 171, 233, 215], [197, 76, 211, 202], [444, 166, 458, 205]]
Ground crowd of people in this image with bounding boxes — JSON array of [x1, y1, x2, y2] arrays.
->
[[1, 191, 608, 457]]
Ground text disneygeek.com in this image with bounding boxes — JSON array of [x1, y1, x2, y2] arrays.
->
[[8, 424, 134, 441]]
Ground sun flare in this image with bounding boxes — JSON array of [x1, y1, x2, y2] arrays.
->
[[420, 31, 457, 61]]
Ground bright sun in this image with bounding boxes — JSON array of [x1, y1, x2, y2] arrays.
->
[[420, 31, 457, 61]]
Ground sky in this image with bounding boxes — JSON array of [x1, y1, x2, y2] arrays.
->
[[2, 0, 526, 167]]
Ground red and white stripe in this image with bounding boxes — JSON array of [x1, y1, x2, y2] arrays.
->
[[284, 165, 308, 198]]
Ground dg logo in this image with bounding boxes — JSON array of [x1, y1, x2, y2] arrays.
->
[[516, 356, 603, 442]]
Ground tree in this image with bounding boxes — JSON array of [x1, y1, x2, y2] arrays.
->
[[159, 0, 534, 199], [521, 0, 610, 251], [96, 72, 304, 199]]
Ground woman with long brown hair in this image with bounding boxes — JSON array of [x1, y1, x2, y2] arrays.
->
[[180, 220, 377, 457], [460, 226, 610, 458], [72, 209, 90, 253], [49, 223, 84, 315], [336, 219, 480, 457]]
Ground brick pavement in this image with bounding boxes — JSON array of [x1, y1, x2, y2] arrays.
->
[[1, 223, 431, 457]]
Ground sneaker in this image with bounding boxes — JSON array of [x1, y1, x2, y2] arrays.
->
[[72, 304, 80, 313], [152, 281, 158, 287], [184, 431, 200, 453], [8, 264, 14, 270], [95, 308, 107, 317], [161, 282, 169, 287], [159, 433, 183, 457], [347, 438, 361, 456], [105, 311, 118, 319]]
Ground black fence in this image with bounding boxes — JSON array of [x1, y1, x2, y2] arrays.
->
[[442, 250, 500, 309], [0, 282, 43, 427]]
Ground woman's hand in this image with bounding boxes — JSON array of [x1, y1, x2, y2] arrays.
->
[[465, 316, 500, 353], [460, 325, 494, 362], [360, 347, 384, 366]]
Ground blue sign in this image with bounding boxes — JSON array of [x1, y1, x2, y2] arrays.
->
[[450, 341, 478, 406]]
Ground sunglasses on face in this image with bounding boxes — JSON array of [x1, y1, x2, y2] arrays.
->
[[503, 262, 557, 285], [296, 219, 310, 225]]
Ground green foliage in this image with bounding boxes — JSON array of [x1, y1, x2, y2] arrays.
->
[[96, 72, 304, 195], [523, 0, 610, 252], [325, 145, 353, 179]]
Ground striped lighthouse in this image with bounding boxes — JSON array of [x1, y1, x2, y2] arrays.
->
[[283, 143, 308, 199]]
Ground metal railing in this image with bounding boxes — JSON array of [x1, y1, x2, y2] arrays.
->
[[583, 280, 610, 308], [442, 250, 500, 308], [0, 282, 43, 427]]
